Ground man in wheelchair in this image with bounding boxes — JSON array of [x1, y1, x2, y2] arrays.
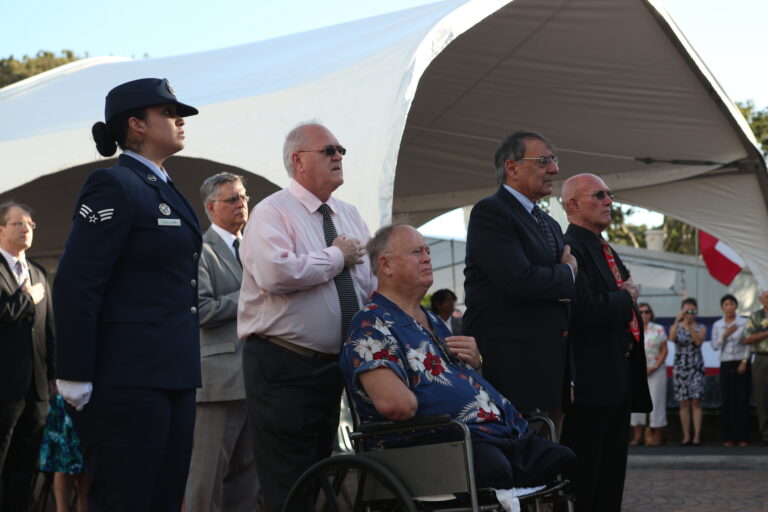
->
[[340, 223, 575, 491]]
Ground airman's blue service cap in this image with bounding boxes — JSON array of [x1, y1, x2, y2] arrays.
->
[[105, 78, 198, 122]]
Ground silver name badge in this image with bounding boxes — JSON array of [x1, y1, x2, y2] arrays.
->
[[158, 218, 181, 226]]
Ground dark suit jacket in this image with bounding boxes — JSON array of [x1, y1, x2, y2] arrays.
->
[[463, 187, 575, 411], [54, 154, 202, 390], [0, 257, 54, 401], [564, 224, 651, 411]]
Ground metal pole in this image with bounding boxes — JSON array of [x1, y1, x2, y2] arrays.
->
[[450, 239, 457, 293]]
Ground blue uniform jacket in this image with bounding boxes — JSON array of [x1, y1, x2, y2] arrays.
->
[[54, 154, 202, 389]]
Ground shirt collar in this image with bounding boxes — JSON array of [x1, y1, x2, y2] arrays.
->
[[210, 222, 239, 247], [0, 247, 25, 271], [123, 150, 169, 183], [503, 184, 537, 214], [288, 179, 338, 214]]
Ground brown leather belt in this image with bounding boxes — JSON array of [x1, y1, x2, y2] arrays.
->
[[250, 334, 338, 362]]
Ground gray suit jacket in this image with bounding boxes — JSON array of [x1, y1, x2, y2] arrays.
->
[[197, 227, 246, 402]]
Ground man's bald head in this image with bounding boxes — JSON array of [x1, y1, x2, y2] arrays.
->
[[561, 173, 613, 235]]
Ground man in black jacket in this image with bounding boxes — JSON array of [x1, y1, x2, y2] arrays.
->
[[464, 131, 576, 421], [0, 202, 54, 510], [559, 173, 651, 511]]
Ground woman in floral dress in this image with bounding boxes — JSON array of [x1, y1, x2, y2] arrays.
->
[[670, 297, 707, 445], [38, 394, 89, 512]]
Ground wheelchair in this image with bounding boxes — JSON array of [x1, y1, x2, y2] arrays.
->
[[283, 393, 574, 512]]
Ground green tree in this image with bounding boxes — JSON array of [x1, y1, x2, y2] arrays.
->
[[0, 50, 82, 88], [607, 204, 647, 248], [737, 100, 768, 156], [662, 216, 696, 255]]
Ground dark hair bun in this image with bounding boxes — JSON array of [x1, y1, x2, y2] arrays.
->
[[92, 121, 118, 157]]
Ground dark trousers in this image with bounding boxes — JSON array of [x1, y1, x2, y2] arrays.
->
[[752, 355, 768, 441], [0, 390, 47, 511], [68, 385, 196, 512], [243, 337, 342, 512], [719, 360, 752, 443], [472, 427, 576, 489], [560, 399, 631, 512]]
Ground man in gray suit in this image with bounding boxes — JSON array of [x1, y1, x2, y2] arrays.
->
[[185, 173, 260, 512]]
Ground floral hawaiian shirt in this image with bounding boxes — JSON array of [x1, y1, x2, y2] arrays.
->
[[745, 307, 768, 353], [341, 292, 528, 447]]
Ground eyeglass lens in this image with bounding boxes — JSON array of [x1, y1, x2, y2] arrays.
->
[[224, 195, 249, 204], [594, 190, 615, 200], [540, 155, 558, 166], [9, 221, 36, 230], [323, 145, 347, 156]]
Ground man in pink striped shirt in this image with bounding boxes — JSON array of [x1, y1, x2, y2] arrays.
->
[[238, 122, 375, 512]]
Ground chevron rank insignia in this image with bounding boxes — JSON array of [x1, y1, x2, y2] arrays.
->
[[79, 204, 115, 224]]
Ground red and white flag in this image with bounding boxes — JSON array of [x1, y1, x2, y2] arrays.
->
[[698, 230, 744, 286]]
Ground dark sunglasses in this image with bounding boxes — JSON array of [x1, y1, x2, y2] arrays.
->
[[297, 144, 347, 156], [639, 310, 651, 314], [576, 190, 615, 201]]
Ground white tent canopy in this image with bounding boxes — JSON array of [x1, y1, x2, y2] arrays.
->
[[1, 0, 766, 283]]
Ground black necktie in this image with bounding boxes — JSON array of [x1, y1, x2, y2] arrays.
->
[[531, 205, 558, 261], [318, 204, 360, 342], [232, 238, 242, 268]]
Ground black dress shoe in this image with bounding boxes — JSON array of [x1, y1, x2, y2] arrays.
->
[[681, 440, 692, 446]]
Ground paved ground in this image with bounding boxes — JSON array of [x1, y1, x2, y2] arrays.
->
[[622, 445, 768, 511]]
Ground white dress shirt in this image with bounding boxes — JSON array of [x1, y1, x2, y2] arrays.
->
[[0, 247, 28, 286], [710, 316, 750, 362]]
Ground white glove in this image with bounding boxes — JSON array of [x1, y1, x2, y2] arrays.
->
[[56, 379, 93, 411]]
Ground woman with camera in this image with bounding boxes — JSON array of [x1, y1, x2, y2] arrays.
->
[[670, 297, 707, 446]]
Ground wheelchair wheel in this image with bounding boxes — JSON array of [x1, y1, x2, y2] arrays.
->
[[282, 454, 417, 512]]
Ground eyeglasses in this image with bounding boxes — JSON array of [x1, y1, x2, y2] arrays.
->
[[684, 309, 697, 315], [297, 145, 347, 156], [576, 190, 615, 201], [519, 155, 559, 167], [213, 194, 250, 205], [5, 221, 36, 230], [639, 310, 651, 314]]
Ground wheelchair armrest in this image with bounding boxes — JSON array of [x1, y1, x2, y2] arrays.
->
[[351, 414, 455, 437], [521, 411, 556, 441]]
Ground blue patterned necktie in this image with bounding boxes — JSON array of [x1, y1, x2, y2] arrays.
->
[[318, 204, 360, 343], [531, 205, 558, 261]]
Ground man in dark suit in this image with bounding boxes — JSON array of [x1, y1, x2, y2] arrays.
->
[[0, 202, 54, 510], [463, 131, 577, 420], [185, 172, 260, 512], [559, 173, 651, 511]]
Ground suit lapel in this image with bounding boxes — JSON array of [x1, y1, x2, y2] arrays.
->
[[582, 233, 618, 290], [118, 154, 201, 236], [204, 229, 242, 280], [0, 257, 17, 291], [497, 188, 553, 261], [567, 224, 616, 289]]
